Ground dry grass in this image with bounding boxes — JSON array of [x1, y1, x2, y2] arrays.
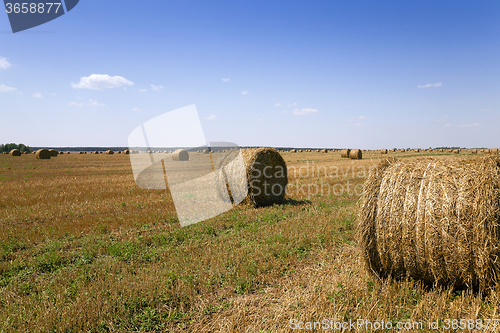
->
[[1, 151, 500, 332]]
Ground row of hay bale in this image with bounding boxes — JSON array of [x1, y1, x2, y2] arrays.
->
[[358, 155, 500, 291], [340, 149, 362, 159]]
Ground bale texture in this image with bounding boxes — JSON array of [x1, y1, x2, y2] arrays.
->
[[35, 149, 51, 159], [400, 149, 406, 152], [349, 149, 362, 160], [472, 149, 478, 154], [49, 149, 58, 157], [491, 149, 499, 155], [10, 149, 21, 156], [340, 149, 351, 158], [453, 149, 460, 154], [172, 149, 189, 161], [358, 156, 500, 290], [105, 150, 114, 155], [321, 149, 328, 153], [124, 150, 130, 155], [381, 149, 388, 155]]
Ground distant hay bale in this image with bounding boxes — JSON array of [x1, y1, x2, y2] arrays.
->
[[298, 149, 303, 152], [2, 152, 8, 154], [358, 156, 500, 290], [428, 148, 433, 152], [79, 152, 84, 154], [380, 149, 388, 154], [400, 149, 406, 152], [49, 149, 58, 157], [10, 149, 21, 156], [217, 148, 288, 207], [390, 149, 396, 152], [491, 148, 499, 154], [35, 149, 51, 159], [349, 149, 362, 160], [290, 149, 297, 153], [453, 149, 460, 154], [340, 149, 351, 158], [414, 149, 420, 152], [202, 149, 209, 154], [447, 149, 453, 153], [172, 149, 189, 161], [321, 149, 328, 153], [94, 151, 99, 154], [471, 149, 478, 154], [105, 150, 114, 155], [124, 150, 130, 155]]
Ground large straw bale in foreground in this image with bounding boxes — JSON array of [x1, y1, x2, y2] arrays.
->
[[349, 149, 362, 159], [10, 149, 21, 156], [35, 149, 51, 159], [172, 149, 189, 161], [358, 156, 500, 290], [340, 149, 351, 158], [218, 148, 288, 207]]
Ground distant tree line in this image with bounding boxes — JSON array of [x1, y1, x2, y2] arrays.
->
[[0, 143, 32, 153]]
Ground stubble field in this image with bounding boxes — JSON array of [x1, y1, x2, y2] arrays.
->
[[1, 149, 499, 332]]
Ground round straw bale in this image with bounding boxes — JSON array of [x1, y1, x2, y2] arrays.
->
[[381, 149, 388, 154], [471, 149, 477, 154], [290, 149, 296, 153], [2, 152, 7, 154], [340, 149, 351, 158], [298, 149, 303, 152], [35, 149, 51, 159], [79, 152, 84, 154], [453, 149, 460, 154], [172, 149, 189, 161], [490, 148, 499, 154], [358, 156, 500, 290], [321, 149, 328, 153], [414, 149, 420, 152], [48, 149, 58, 157], [349, 149, 362, 160], [105, 150, 114, 155], [10, 149, 22, 156], [124, 150, 130, 155], [217, 148, 287, 207]]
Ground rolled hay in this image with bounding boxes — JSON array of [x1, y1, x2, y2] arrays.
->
[[203, 149, 209, 154], [48, 149, 58, 157], [24, 151, 30, 155], [117, 151, 122, 154], [290, 149, 297, 153], [381, 149, 388, 154], [358, 156, 500, 290], [340, 149, 351, 158], [390, 149, 396, 152], [79, 152, 84, 154], [491, 148, 499, 155], [472, 149, 478, 154], [400, 149, 406, 152], [10, 149, 22, 156], [298, 149, 303, 152], [414, 149, 420, 152], [2, 152, 7, 154], [172, 149, 189, 161], [124, 150, 130, 155], [217, 148, 288, 207], [453, 149, 460, 154], [105, 150, 114, 155], [428, 148, 433, 152], [94, 151, 99, 154], [349, 149, 362, 160], [35, 149, 51, 159]]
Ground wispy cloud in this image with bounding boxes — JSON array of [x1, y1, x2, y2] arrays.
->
[[51, 93, 56, 96], [69, 102, 83, 107], [241, 91, 249, 95], [71, 74, 134, 90], [87, 99, 105, 107], [0, 57, 11, 70], [348, 115, 366, 122], [293, 108, 318, 116], [132, 107, 142, 112], [0, 84, 17, 92], [287, 102, 298, 107], [222, 78, 230, 82], [139, 89, 147, 93], [32, 92, 42, 98], [355, 122, 365, 126], [204, 115, 217, 120], [418, 82, 443, 88], [274, 103, 281, 106], [357, 115, 366, 120], [150, 84, 164, 91], [459, 123, 479, 128]]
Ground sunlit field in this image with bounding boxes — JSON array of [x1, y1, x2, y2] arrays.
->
[[1, 149, 499, 332]]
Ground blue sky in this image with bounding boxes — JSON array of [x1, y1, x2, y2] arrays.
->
[[1, 0, 499, 149]]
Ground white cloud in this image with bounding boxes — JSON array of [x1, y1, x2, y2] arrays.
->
[[287, 102, 298, 107], [293, 108, 318, 116], [32, 92, 42, 98], [0, 57, 11, 70], [355, 122, 365, 126], [69, 102, 83, 107], [150, 84, 164, 91], [204, 115, 217, 121], [51, 93, 56, 96], [71, 74, 134, 90], [241, 91, 249, 95], [87, 99, 105, 107], [139, 89, 147, 92], [132, 107, 142, 112], [222, 78, 230, 82], [357, 115, 366, 120], [281, 110, 289, 114], [0, 84, 17, 92], [459, 123, 479, 128], [274, 103, 281, 106], [418, 82, 443, 88]]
